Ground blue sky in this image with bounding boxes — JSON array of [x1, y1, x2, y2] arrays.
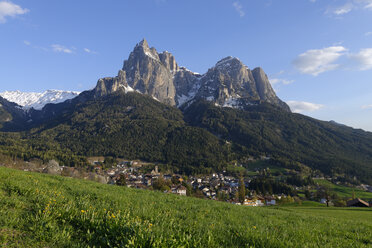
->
[[1, 0, 372, 131]]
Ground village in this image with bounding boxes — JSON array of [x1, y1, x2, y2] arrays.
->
[[94, 160, 304, 207], [9, 156, 372, 208], [87, 159, 370, 208]]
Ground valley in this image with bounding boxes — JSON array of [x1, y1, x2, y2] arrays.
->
[[0, 167, 371, 247], [0, 39, 372, 247]]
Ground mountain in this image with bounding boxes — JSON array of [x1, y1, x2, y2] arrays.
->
[[92, 39, 290, 111], [1, 39, 372, 184], [0, 90, 80, 110], [183, 100, 372, 183], [0, 96, 25, 129], [11, 92, 232, 173]]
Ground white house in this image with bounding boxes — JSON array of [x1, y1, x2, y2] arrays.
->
[[176, 186, 187, 196]]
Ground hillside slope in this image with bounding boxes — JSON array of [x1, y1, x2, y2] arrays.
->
[[27, 92, 231, 174], [0, 96, 25, 129], [1, 167, 371, 247], [1, 91, 372, 182], [183, 100, 372, 183]]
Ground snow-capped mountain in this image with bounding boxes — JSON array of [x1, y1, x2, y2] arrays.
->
[[0, 90, 80, 110]]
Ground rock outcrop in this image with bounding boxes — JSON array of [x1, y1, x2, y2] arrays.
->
[[92, 39, 290, 112]]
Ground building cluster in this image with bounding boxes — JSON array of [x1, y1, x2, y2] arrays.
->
[[102, 161, 279, 206], [359, 184, 372, 193]]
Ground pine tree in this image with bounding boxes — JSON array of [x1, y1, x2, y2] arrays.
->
[[238, 177, 246, 204]]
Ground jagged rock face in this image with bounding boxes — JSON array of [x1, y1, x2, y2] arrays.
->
[[195, 57, 260, 106], [252, 67, 290, 111], [94, 70, 133, 98], [173, 68, 201, 106], [122, 39, 176, 105], [91, 39, 290, 111], [159, 51, 179, 72]]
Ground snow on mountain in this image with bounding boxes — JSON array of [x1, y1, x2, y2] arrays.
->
[[0, 90, 80, 110]]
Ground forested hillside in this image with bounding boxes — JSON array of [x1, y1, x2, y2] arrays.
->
[[183, 100, 372, 183], [1, 92, 372, 183]]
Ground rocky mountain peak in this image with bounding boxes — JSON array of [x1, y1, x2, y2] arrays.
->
[[251, 67, 290, 111], [215, 56, 242, 67], [91, 40, 290, 111], [159, 51, 179, 72], [137, 38, 149, 48], [128, 39, 160, 63]]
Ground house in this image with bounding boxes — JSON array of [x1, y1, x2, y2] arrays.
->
[[219, 186, 231, 195], [107, 169, 116, 176], [243, 197, 265, 207], [176, 185, 187, 196], [265, 197, 276, 206], [243, 199, 257, 206], [256, 197, 265, 206], [150, 166, 159, 176], [163, 174, 172, 180], [143, 176, 152, 186], [347, 198, 370, 207]]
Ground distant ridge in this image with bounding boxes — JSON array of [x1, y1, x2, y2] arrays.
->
[[0, 90, 80, 110]]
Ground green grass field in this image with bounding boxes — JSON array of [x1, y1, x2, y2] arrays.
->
[[314, 179, 372, 199], [0, 167, 371, 247]]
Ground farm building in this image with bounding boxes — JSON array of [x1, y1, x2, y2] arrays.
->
[[346, 198, 370, 207]]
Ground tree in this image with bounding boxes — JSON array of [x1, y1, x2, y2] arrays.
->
[[238, 177, 246, 204], [117, 176, 127, 186], [153, 177, 171, 192], [316, 185, 332, 207], [181, 181, 192, 196]]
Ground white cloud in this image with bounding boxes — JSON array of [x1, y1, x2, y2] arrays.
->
[[365, 31, 372, 36], [333, 3, 354, 15], [349, 48, 372, 70], [270, 78, 294, 85], [287, 101, 324, 113], [51, 44, 73, 54], [84, 48, 97, 54], [361, 104, 372, 109], [365, 3, 372, 8], [233, 1, 245, 17], [270, 79, 280, 84], [23, 40, 30, 46], [293, 46, 347, 76], [325, 1, 372, 16], [359, 0, 372, 9], [0, 1, 28, 23]]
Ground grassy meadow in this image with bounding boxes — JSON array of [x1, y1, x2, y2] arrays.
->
[[0, 167, 371, 247], [314, 178, 372, 199]]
